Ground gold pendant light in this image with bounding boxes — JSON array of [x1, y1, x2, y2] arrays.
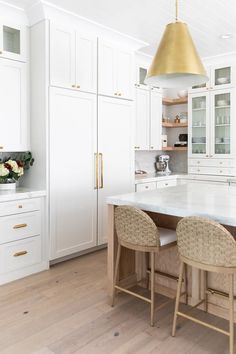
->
[[145, 0, 208, 88]]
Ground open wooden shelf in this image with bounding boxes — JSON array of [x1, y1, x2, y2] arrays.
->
[[162, 97, 188, 106], [162, 122, 188, 128], [162, 146, 188, 151]]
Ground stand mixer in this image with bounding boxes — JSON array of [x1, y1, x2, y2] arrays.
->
[[155, 154, 171, 175]]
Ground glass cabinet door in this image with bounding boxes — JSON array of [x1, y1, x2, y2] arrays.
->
[[0, 23, 26, 61], [212, 65, 233, 90], [212, 90, 232, 156], [188, 67, 210, 93], [189, 93, 209, 157]]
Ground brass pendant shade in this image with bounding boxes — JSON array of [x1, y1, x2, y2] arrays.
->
[[145, 21, 208, 88]]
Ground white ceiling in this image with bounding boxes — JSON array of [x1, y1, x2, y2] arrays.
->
[[5, 0, 236, 58]]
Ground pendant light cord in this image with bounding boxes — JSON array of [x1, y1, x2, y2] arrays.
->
[[175, 0, 179, 21]]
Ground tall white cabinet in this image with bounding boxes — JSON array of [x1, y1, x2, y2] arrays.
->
[[50, 88, 97, 259]]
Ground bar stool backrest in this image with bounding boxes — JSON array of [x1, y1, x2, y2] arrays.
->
[[115, 206, 159, 247], [177, 216, 236, 267]]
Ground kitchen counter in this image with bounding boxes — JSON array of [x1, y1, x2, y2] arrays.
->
[[135, 172, 235, 184], [0, 188, 46, 202], [107, 183, 236, 226]]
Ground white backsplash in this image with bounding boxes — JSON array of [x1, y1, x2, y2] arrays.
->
[[135, 150, 188, 174]]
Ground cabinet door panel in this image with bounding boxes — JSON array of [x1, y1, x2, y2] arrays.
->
[[0, 22, 27, 62], [98, 96, 134, 245], [150, 91, 162, 150], [50, 24, 76, 89], [98, 40, 116, 96], [0, 59, 28, 151], [50, 88, 97, 260], [76, 34, 97, 93], [135, 88, 149, 150], [116, 49, 134, 99]]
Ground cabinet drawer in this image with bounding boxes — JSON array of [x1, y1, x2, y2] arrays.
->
[[0, 211, 41, 244], [156, 180, 177, 188], [189, 158, 233, 168], [0, 236, 41, 274], [136, 182, 157, 192], [0, 198, 41, 217], [189, 166, 234, 176]]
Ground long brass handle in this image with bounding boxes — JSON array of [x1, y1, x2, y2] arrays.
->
[[99, 153, 104, 189], [13, 223, 27, 229], [14, 250, 28, 257], [94, 153, 99, 189]]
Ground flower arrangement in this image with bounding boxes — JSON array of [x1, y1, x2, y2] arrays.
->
[[0, 152, 34, 184]]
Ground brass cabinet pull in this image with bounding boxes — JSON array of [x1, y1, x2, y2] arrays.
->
[[135, 146, 140, 149], [118, 93, 121, 96], [94, 153, 99, 189], [99, 153, 104, 189], [0, 146, 3, 149], [114, 92, 117, 96], [0, 51, 2, 55], [77, 85, 80, 89], [72, 84, 76, 88], [14, 250, 28, 257], [13, 223, 27, 229], [18, 205, 23, 209], [150, 146, 154, 149]]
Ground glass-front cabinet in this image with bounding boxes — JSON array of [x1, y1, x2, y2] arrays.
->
[[189, 93, 210, 157], [212, 64, 233, 90], [189, 89, 235, 159], [0, 23, 26, 61], [212, 89, 233, 157]]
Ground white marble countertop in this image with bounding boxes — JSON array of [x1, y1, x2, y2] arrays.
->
[[135, 172, 235, 184], [0, 188, 46, 202], [107, 183, 236, 226]]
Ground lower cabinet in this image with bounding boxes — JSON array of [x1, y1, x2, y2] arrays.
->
[[135, 178, 177, 192], [0, 196, 48, 285], [49, 88, 134, 259], [188, 158, 236, 176]]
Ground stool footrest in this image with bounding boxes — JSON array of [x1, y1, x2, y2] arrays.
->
[[115, 285, 152, 303], [177, 311, 230, 336]]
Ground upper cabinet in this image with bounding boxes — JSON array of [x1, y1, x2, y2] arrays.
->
[[189, 64, 234, 93], [0, 59, 28, 151], [135, 87, 162, 151], [0, 22, 27, 62], [98, 40, 134, 100], [50, 23, 97, 93]]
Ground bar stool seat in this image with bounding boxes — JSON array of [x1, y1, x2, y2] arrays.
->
[[111, 205, 179, 326], [172, 216, 236, 354]]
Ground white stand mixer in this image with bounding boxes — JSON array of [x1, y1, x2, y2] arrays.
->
[[155, 154, 171, 175]]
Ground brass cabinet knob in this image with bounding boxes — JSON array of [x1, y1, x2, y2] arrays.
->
[[0, 51, 2, 54], [118, 93, 122, 96], [72, 84, 76, 88], [206, 154, 209, 157], [77, 85, 80, 89], [197, 161, 200, 164], [150, 146, 154, 149], [0, 146, 3, 149], [114, 92, 117, 96]]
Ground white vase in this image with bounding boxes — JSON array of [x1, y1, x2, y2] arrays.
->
[[0, 182, 16, 190]]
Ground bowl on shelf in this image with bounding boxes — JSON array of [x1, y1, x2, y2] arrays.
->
[[216, 99, 229, 106], [177, 90, 188, 98], [192, 137, 206, 144], [216, 77, 229, 85]]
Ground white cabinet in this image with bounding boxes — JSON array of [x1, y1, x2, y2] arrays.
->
[[135, 178, 177, 192], [0, 59, 28, 151], [135, 88, 149, 150], [0, 196, 48, 285], [98, 40, 134, 100], [50, 88, 97, 259], [150, 89, 162, 150], [50, 23, 97, 93], [135, 87, 162, 151], [188, 88, 236, 176], [0, 22, 27, 62], [98, 96, 134, 245]]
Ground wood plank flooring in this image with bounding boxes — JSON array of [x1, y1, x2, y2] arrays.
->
[[0, 249, 232, 354]]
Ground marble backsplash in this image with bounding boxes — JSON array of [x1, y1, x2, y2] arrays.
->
[[135, 150, 188, 174]]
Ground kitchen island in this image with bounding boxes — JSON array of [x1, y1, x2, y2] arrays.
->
[[107, 183, 236, 320]]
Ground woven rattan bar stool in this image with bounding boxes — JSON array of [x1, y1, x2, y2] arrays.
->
[[112, 205, 178, 326], [172, 216, 236, 354]]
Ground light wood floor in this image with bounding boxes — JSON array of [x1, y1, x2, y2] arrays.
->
[[0, 249, 233, 354]]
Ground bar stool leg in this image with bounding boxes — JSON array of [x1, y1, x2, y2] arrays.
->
[[150, 252, 155, 326], [146, 252, 150, 289], [172, 261, 184, 337], [229, 273, 234, 354], [184, 263, 188, 305], [204, 271, 208, 313], [111, 243, 121, 307]]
